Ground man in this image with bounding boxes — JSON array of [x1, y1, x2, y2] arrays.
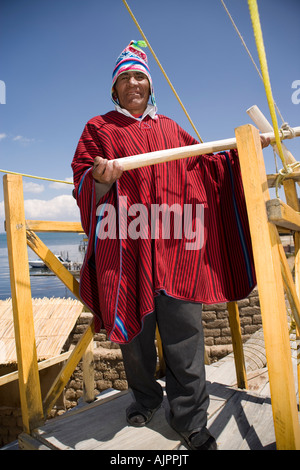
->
[[72, 40, 269, 450]]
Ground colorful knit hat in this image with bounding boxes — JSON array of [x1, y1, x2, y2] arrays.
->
[[111, 40, 156, 107]]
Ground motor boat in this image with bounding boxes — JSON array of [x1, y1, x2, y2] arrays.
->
[[29, 254, 69, 269]]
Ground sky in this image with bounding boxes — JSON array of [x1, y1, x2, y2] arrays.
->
[[0, 0, 299, 233]]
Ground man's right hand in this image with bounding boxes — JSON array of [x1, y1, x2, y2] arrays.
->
[[92, 156, 124, 184]]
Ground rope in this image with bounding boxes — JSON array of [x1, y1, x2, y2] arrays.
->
[[121, 0, 204, 143], [220, 0, 285, 123], [247, 0, 288, 173], [275, 162, 300, 199], [0, 168, 73, 185]]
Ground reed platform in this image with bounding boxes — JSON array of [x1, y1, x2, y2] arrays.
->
[[17, 352, 299, 451]]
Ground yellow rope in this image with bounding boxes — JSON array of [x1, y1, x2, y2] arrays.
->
[[248, 0, 288, 172], [121, 0, 204, 143], [0, 168, 73, 185]]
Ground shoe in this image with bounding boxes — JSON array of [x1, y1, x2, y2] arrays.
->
[[126, 402, 161, 427], [179, 428, 217, 450]]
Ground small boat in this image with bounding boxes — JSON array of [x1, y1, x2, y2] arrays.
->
[[29, 254, 69, 269]]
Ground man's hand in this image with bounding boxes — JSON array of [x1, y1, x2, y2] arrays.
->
[[260, 135, 271, 149], [92, 156, 124, 184]]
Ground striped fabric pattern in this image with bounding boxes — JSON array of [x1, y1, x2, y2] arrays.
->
[[72, 111, 256, 343]]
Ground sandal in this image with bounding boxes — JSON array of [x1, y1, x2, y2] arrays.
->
[[179, 428, 217, 450], [126, 402, 161, 427]]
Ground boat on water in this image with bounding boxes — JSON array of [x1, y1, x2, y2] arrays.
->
[[29, 254, 69, 269]]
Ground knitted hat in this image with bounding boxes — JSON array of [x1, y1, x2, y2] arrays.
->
[[111, 40, 156, 107]]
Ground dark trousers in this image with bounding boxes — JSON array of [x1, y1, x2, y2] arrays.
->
[[120, 294, 209, 433]]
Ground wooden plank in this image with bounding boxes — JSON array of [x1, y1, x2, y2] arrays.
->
[[268, 172, 300, 188], [82, 337, 95, 403], [34, 389, 183, 450], [227, 301, 248, 389], [26, 220, 84, 233], [0, 351, 72, 386], [283, 179, 300, 401], [30, 375, 278, 451], [18, 432, 52, 450], [235, 124, 300, 450], [277, 232, 300, 331], [3, 174, 44, 433], [26, 230, 80, 299], [43, 320, 95, 417], [209, 389, 273, 450], [266, 198, 300, 231], [238, 400, 276, 450]]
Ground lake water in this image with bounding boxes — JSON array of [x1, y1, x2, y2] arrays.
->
[[0, 232, 86, 300]]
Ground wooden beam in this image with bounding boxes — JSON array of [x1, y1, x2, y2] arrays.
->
[[26, 220, 84, 233], [26, 230, 80, 299], [3, 174, 44, 433], [227, 302, 248, 389], [43, 320, 95, 417], [82, 337, 95, 403], [283, 179, 300, 400], [266, 198, 300, 231], [267, 171, 300, 188], [235, 124, 300, 450], [0, 351, 72, 387]]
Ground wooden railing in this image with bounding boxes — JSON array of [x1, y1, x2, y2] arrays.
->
[[2, 174, 167, 433], [2, 123, 300, 449]]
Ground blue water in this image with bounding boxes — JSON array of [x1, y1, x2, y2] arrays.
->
[[0, 232, 86, 300]]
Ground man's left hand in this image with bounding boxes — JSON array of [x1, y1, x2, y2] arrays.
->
[[260, 135, 271, 149]]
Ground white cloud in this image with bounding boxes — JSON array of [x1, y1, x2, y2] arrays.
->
[[0, 133, 7, 141], [13, 135, 36, 145], [0, 196, 80, 233], [23, 181, 45, 194], [24, 194, 80, 221]]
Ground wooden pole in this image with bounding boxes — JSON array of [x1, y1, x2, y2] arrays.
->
[[3, 174, 44, 433], [227, 302, 248, 389], [43, 320, 95, 417], [82, 337, 95, 403], [247, 105, 297, 165], [282, 179, 300, 402], [235, 124, 300, 450], [119, 127, 300, 172]]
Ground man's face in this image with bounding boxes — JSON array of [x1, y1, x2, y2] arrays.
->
[[114, 71, 150, 115]]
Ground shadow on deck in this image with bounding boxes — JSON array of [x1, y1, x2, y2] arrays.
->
[[17, 364, 278, 451]]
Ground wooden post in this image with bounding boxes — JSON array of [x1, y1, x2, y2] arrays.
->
[[3, 174, 44, 433], [43, 320, 95, 417], [283, 179, 300, 399], [227, 301, 248, 389], [82, 337, 95, 403], [235, 124, 300, 450]]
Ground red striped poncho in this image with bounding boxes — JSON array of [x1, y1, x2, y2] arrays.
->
[[72, 111, 256, 343]]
